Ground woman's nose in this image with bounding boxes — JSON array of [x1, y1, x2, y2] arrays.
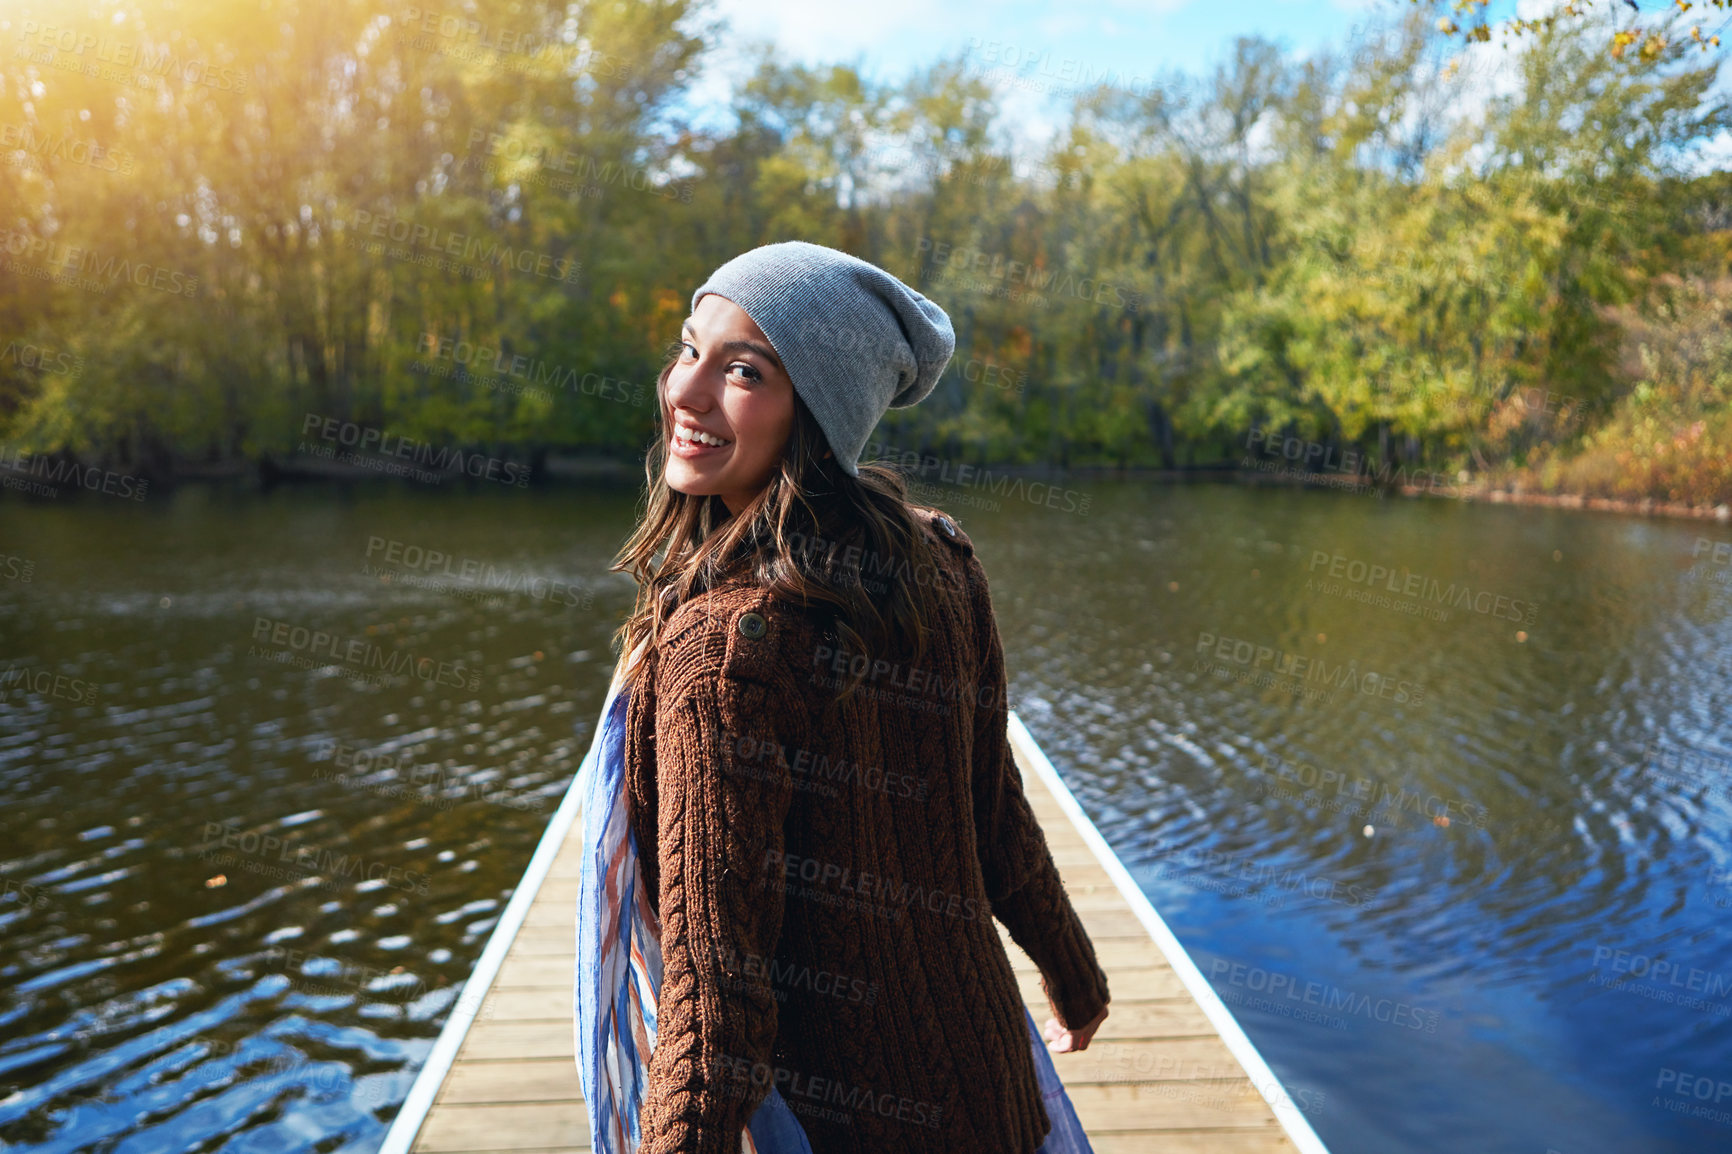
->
[[665, 355, 720, 411]]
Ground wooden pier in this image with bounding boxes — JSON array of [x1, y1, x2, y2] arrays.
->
[[379, 712, 1329, 1154]]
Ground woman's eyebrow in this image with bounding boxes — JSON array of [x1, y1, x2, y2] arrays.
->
[[680, 323, 782, 370], [719, 339, 781, 368]]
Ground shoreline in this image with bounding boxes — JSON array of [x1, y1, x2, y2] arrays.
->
[[1025, 464, 1732, 524], [1217, 468, 1732, 523], [3, 452, 1727, 525]]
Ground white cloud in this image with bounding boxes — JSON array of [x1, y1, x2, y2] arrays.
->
[[706, 0, 941, 67], [675, 0, 1172, 158]]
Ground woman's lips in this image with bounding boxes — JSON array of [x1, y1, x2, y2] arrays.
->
[[670, 431, 732, 458]]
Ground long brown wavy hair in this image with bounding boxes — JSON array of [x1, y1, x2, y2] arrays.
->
[[607, 345, 953, 713]]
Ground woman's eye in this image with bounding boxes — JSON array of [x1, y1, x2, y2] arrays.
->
[[678, 342, 757, 381]]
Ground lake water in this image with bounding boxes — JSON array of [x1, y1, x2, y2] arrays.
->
[[2, 478, 1730, 1154]]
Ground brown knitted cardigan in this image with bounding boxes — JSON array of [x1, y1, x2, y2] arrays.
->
[[623, 506, 1110, 1154]]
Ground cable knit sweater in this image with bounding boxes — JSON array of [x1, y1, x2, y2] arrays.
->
[[623, 506, 1110, 1154]]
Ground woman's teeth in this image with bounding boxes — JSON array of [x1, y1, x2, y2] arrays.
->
[[676, 426, 729, 447]]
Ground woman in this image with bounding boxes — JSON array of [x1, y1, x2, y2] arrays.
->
[[574, 241, 1109, 1154]]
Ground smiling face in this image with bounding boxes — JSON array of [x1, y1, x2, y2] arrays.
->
[[662, 294, 798, 516]]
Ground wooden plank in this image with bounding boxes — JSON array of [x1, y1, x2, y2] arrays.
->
[[1001, 936, 1166, 972], [1046, 839, 1096, 860], [508, 926, 578, 956], [1016, 965, 1186, 1005], [1074, 907, 1169, 939], [415, 1102, 588, 1151], [537, 875, 581, 902], [1053, 866, 1121, 890], [441, 1058, 582, 1106], [496, 954, 579, 989], [483, 988, 573, 1022], [1031, 998, 1219, 1040], [455, 1020, 574, 1062], [1066, 1082, 1283, 1130], [522, 902, 576, 930], [1046, 885, 1151, 911], [1048, 1037, 1257, 1084]]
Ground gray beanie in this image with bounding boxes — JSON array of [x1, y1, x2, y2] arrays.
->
[[690, 241, 955, 476]]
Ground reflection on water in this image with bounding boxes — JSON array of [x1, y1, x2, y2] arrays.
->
[[967, 483, 1732, 1154], [2, 479, 1731, 1153], [0, 482, 635, 1153]]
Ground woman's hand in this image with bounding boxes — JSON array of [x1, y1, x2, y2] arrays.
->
[[1043, 1004, 1108, 1053]]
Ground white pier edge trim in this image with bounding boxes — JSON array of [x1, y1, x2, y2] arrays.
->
[[1006, 710, 1335, 1154]]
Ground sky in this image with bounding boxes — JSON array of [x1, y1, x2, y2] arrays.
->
[[681, 0, 1381, 141], [671, 0, 1732, 170], [696, 0, 1381, 89]]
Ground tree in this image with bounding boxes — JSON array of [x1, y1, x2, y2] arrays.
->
[[1416, 0, 1728, 56]]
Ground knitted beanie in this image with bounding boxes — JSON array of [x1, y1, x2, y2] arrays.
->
[[690, 241, 955, 476]]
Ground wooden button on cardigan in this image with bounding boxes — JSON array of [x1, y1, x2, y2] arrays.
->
[[623, 508, 1110, 1154]]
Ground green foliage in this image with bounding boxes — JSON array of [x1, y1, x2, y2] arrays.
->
[[1536, 281, 1732, 503], [0, 0, 1727, 498]]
